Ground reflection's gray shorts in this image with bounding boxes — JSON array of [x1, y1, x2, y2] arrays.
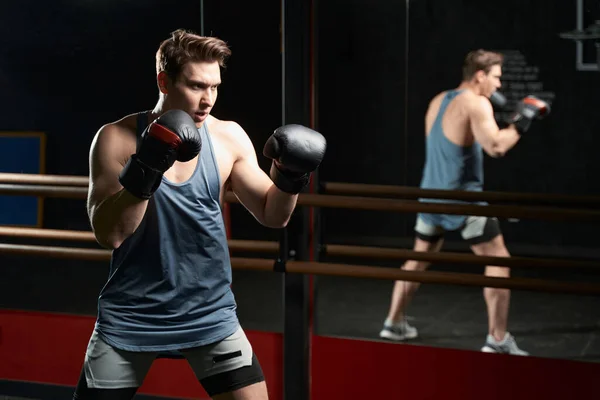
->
[[414, 215, 502, 245]]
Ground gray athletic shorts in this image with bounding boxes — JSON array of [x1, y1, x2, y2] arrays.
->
[[83, 326, 254, 390], [415, 215, 501, 245]]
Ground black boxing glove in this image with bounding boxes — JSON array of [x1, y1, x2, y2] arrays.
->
[[489, 91, 507, 110], [263, 124, 327, 194], [119, 109, 202, 199], [507, 96, 551, 135]]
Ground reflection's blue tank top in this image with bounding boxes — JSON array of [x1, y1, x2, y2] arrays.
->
[[95, 111, 238, 352], [418, 90, 485, 230]]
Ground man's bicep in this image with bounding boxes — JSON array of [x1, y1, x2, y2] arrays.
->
[[469, 99, 499, 152], [231, 155, 272, 195], [87, 127, 128, 213], [228, 130, 274, 220]]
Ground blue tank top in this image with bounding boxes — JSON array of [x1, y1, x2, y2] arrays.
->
[[418, 89, 485, 231], [95, 111, 239, 352]]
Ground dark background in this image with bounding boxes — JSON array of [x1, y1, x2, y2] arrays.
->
[[1, 0, 599, 360]]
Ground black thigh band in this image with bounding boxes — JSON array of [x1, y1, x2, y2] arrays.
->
[[465, 217, 502, 246], [415, 231, 444, 243], [200, 352, 265, 397]]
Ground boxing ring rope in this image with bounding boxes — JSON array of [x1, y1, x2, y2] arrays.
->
[[1, 226, 599, 272]]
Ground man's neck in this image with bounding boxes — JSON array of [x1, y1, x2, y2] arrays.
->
[[457, 81, 482, 95], [151, 98, 207, 129], [151, 98, 167, 118]]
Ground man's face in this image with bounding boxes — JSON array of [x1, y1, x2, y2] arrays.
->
[[481, 64, 502, 97], [160, 61, 221, 125]]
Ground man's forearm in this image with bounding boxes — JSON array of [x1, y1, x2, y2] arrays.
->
[[494, 125, 521, 156], [262, 184, 299, 228], [90, 189, 149, 249]]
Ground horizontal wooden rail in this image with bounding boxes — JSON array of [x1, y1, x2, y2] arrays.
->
[[323, 244, 600, 271], [2, 226, 598, 272], [0, 184, 88, 199], [228, 239, 279, 253], [322, 181, 600, 207], [1, 243, 600, 295], [0, 227, 279, 253], [2, 175, 599, 222], [230, 192, 600, 222], [0, 243, 110, 261], [0, 173, 89, 186], [0, 227, 97, 241], [285, 261, 600, 296], [3, 172, 598, 208]]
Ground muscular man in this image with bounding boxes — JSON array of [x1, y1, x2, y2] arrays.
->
[[73, 29, 326, 400], [379, 49, 549, 355]]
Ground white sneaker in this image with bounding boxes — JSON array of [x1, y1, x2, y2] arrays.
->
[[481, 332, 529, 356], [379, 320, 419, 341]]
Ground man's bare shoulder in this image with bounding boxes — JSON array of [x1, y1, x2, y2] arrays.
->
[[461, 92, 493, 115], [102, 113, 139, 135], [428, 90, 455, 110], [207, 115, 246, 136], [206, 115, 254, 152], [433, 90, 449, 101], [425, 91, 448, 116], [90, 113, 139, 164], [426, 91, 443, 105], [95, 113, 140, 141]]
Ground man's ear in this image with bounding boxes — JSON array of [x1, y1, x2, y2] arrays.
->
[[474, 70, 486, 83], [157, 71, 169, 94]]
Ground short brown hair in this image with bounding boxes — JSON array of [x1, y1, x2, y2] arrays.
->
[[156, 29, 232, 81], [462, 49, 504, 80]]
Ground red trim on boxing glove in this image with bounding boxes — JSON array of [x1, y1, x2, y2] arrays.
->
[[148, 122, 183, 148], [523, 97, 550, 118]]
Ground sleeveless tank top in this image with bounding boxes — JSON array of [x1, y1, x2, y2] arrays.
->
[[94, 111, 239, 352], [418, 89, 485, 231]]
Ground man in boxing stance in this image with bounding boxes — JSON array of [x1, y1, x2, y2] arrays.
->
[[73, 29, 326, 400], [380, 49, 549, 355]]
